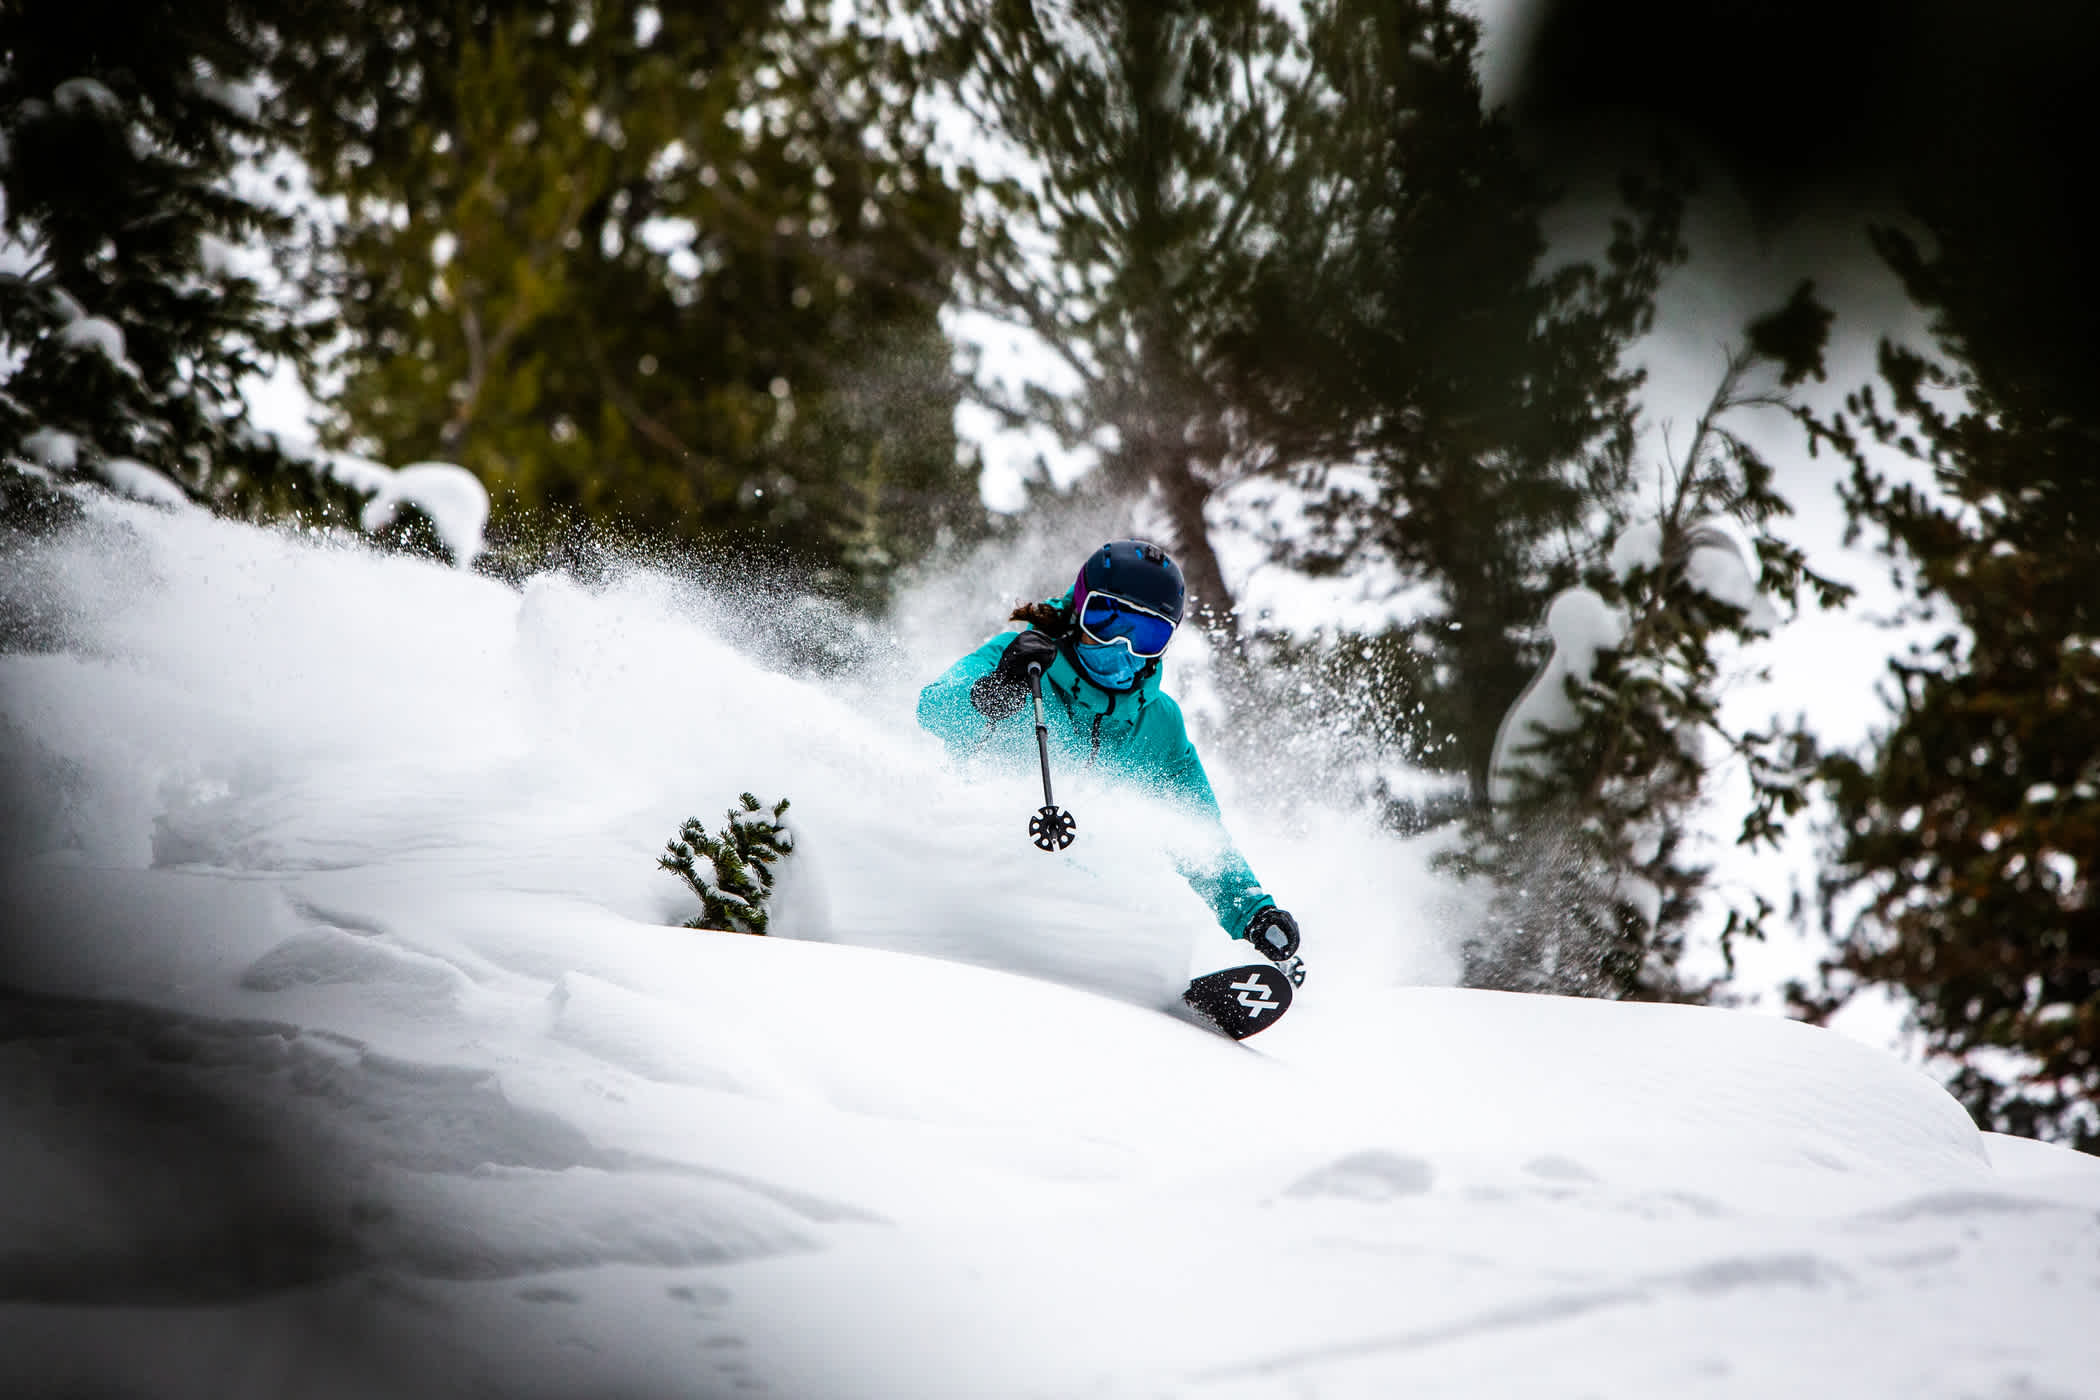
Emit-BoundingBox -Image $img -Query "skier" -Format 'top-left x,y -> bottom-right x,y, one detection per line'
917,539 -> 1303,974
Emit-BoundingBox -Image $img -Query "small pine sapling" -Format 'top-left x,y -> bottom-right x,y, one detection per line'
659,795 -> 794,934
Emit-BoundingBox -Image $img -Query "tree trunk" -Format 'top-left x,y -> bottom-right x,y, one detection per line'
1151,453 -> 1233,629
1138,436 -> 1253,714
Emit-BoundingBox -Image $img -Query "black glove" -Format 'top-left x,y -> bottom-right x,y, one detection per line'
1244,906 -> 1300,962
969,629 -> 1060,721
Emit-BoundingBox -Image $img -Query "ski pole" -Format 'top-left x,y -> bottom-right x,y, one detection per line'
1025,663 -> 1076,851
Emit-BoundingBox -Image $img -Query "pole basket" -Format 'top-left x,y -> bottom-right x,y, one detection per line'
1029,804 -> 1077,851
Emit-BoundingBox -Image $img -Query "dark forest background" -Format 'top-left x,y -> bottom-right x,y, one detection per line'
3,0 -> 2093,1149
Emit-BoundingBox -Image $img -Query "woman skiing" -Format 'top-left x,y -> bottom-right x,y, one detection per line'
917,539 -> 1303,973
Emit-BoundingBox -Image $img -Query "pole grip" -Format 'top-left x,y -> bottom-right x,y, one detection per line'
1027,662 -> 1047,728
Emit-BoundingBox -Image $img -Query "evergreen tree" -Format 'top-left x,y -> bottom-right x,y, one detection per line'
0,0 -> 363,532
1199,6 -> 1862,1001
933,0 -> 1704,752
1223,0 -> 1688,799
925,0 -> 1313,632
273,0 -> 980,600
1800,223 -> 2100,1148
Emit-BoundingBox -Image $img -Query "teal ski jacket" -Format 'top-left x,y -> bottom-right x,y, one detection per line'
917,594 -> 1276,942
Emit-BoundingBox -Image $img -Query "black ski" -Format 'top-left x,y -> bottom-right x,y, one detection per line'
1182,963 -> 1293,1040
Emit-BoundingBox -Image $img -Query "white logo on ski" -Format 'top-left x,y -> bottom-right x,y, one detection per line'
1231,974 -> 1278,1019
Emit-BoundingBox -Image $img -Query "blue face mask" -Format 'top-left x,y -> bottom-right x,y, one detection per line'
1074,639 -> 1148,690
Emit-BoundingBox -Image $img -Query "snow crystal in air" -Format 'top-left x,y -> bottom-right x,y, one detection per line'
241,432 -> 489,563
320,450 -> 399,498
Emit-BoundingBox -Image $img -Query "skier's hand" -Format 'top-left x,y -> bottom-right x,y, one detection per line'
1245,906 -> 1300,962
970,629 -> 1060,720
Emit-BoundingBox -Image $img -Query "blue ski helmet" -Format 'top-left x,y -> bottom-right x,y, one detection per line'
1074,539 -> 1186,627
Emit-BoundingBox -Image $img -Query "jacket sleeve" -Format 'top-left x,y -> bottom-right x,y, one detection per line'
916,632 -> 1019,758
1154,726 -> 1277,941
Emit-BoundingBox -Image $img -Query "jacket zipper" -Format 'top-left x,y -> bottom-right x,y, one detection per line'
1047,665 -> 1136,769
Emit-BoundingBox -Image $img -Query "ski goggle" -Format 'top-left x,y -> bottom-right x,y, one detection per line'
1076,590 -> 1178,657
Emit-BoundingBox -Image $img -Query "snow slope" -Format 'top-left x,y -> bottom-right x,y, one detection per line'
2,500 -> 2096,1399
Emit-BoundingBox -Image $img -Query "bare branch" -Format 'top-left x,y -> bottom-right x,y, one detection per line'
440,178 -> 595,450
580,328 -> 702,465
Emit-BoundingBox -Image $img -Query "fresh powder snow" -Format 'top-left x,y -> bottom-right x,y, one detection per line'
1,495 -> 2096,1399
54,315 -> 134,375
357,461 -> 493,569
94,457 -> 194,510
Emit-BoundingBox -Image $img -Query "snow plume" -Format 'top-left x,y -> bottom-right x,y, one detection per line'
2,495 -> 1453,1002
884,504 -> 1463,988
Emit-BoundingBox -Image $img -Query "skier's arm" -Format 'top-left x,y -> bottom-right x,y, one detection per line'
1157,735 -> 1277,940
916,632 -> 1017,756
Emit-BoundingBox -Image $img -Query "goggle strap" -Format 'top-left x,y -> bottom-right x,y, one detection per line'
1081,590 -> 1176,626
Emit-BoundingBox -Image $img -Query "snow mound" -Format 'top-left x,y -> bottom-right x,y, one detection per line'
359,460 -> 490,567
1486,586 -> 1625,803
96,456 -> 192,508
56,313 -> 130,366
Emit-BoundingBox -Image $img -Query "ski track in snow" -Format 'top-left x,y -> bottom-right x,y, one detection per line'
2,499 -> 2097,1399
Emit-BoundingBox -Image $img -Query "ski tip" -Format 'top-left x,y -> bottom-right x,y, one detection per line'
1181,963 -> 1293,1040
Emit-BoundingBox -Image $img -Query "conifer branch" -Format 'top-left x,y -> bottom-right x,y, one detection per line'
659,794 -> 794,935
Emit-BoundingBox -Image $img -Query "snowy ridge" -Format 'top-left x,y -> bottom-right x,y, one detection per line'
2,498 -> 2096,1398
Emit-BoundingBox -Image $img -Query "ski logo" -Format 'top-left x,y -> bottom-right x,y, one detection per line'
1231,974 -> 1279,1019
1183,963 -> 1294,1040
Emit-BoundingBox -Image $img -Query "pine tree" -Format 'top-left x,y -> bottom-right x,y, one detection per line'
1800,222 -> 2100,1148
1221,0 -> 1691,800
0,0 -> 364,532
1471,292 -> 1851,1000
924,0 -> 1314,634
1189,5 -> 1862,1001
272,0 -> 980,601
659,794 -> 794,935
